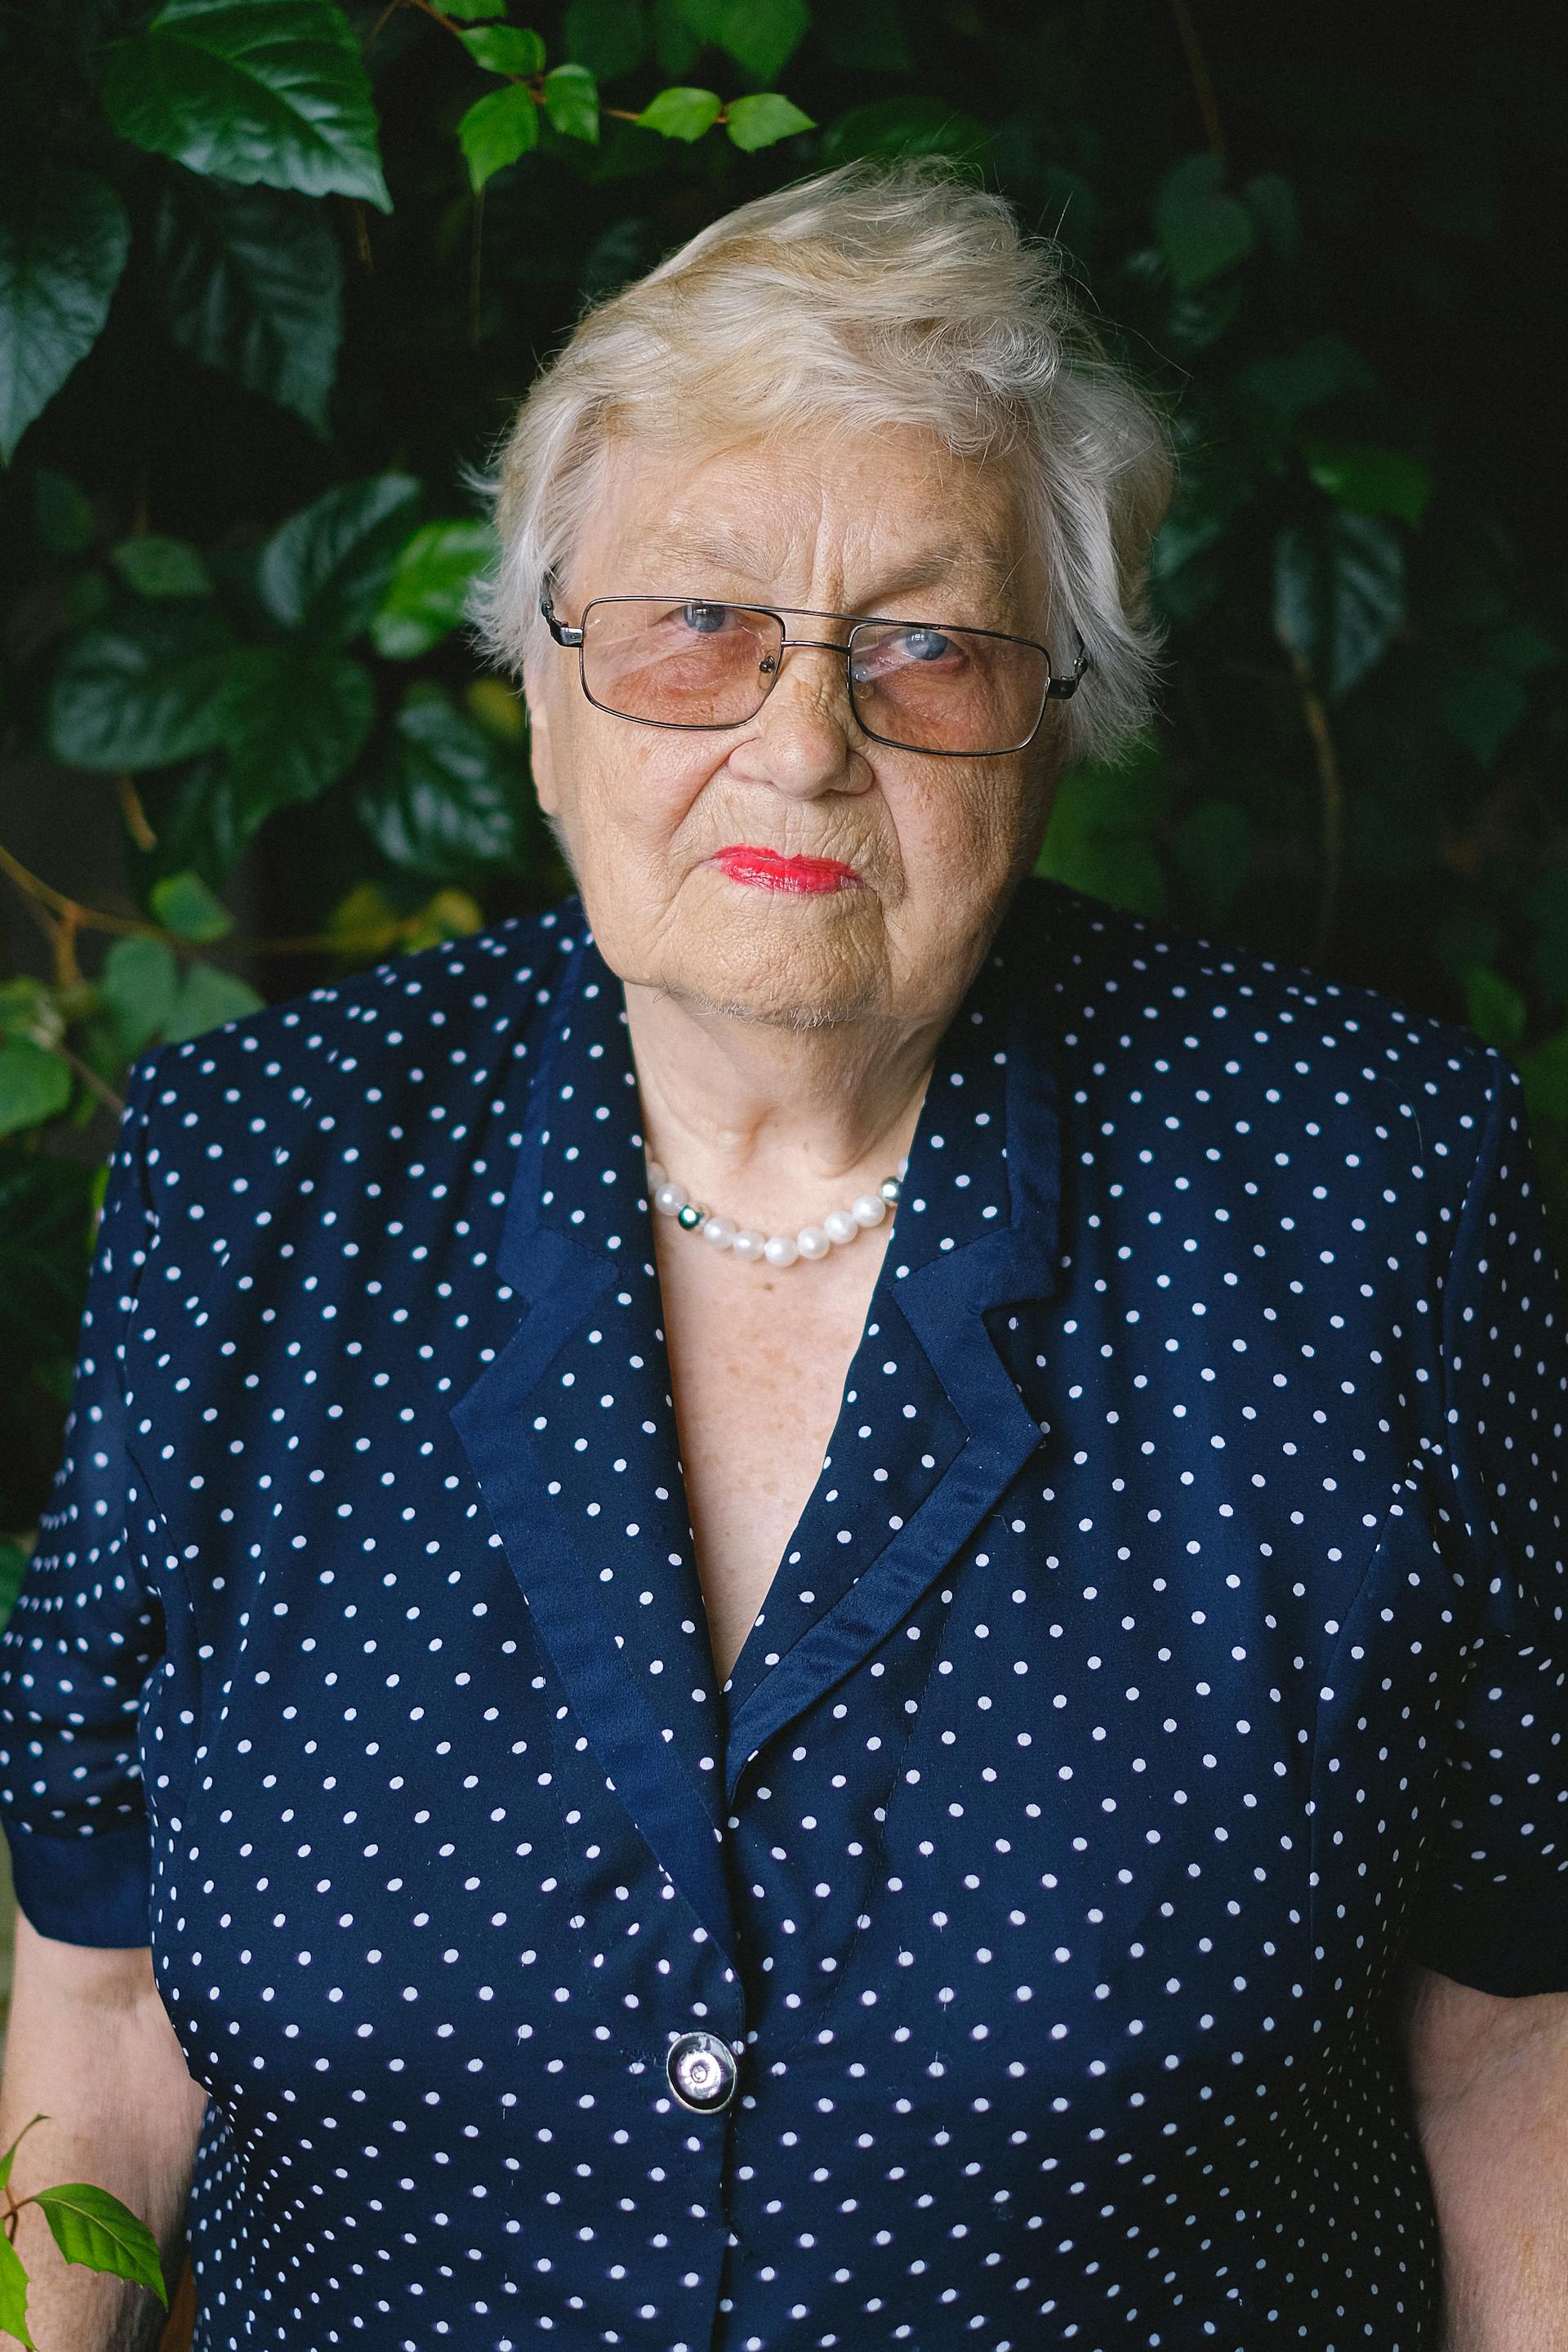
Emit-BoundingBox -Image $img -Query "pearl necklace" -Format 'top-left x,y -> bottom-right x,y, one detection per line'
647,1157 -> 905,1268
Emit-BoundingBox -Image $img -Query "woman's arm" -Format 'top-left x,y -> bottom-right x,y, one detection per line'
0,1907 -> 207,2351
1403,1962 -> 1568,2350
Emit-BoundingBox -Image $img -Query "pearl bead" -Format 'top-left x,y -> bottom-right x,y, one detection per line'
653,1181 -> 687,1218
822,1208 -> 859,1245
796,1226 -> 831,1261
880,1177 -> 902,1205
850,1192 -> 886,1227
764,1233 -> 799,1267
732,1228 -> 767,1262
702,1214 -> 736,1250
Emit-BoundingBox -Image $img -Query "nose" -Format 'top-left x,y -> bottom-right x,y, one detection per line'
731,638 -> 869,799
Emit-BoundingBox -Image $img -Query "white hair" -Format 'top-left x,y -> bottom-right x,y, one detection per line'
468,157 -> 1174,766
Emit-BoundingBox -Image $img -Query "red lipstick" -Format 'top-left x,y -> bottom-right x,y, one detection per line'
710,845 -> 861,894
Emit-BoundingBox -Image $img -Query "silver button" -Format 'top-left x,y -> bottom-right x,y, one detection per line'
666,2029 -> 738,2114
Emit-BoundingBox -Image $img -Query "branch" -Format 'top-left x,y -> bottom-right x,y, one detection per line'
1292,657 -> 1343,964
0,840 -> 431,966
1169,0 -> 1227,163
391,0 -> 657,124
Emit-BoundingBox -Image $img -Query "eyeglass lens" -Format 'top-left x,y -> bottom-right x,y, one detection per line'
578,599 -> 1051,755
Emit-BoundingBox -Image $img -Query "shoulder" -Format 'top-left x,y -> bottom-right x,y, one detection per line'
126,897 -> 587,1193
1009,871 -> 1504,1135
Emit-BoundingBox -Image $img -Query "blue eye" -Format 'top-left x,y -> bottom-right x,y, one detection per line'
682,602 -> 730,634
901,628 -> 951,662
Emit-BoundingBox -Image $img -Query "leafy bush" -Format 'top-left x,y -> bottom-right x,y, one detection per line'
1,0 -> 1564,1561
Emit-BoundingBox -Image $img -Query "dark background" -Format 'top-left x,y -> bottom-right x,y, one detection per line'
4,0 -> 1567,1544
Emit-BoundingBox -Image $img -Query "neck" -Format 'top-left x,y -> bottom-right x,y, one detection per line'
622,982 -> 944,1223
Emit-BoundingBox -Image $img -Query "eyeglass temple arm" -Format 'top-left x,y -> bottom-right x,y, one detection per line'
1044,632 -> 1092,701
540,573 -> 583,648
541,572 -> 1091,690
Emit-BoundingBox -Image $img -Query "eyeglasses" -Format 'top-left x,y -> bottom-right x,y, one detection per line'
539,577 -> 1089,758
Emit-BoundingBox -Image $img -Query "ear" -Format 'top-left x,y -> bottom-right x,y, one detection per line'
524,677 -> 559,817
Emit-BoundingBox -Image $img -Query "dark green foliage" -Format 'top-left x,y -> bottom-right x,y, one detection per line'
0,0 -> 1565,1566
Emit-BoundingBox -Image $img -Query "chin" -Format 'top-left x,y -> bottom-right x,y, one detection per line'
657,935 -> 887,1032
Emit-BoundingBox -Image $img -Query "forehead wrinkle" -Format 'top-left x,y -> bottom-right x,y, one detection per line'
622,525 -> 1025,618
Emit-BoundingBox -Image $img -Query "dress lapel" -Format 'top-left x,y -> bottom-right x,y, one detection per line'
450,937 -> 737,1968
720,919 -> 1062,1802
451,898 -> 1066,1946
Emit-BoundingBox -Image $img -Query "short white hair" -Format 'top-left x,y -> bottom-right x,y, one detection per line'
469,157 -> 1174,766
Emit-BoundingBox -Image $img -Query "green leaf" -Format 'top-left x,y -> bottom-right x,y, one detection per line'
404,886 -> 485,950
564,0 -> 647,79
36,2181 -> 166,2306
33,470 -> 97,555
1236,335 -> 1379,417
813,0 -> 913,72
635,85 -> 723,140
97,936 -> 181,1055
441,0 -> 508,15
47,605 -> 237,770
466,675 -> 527,740
1305,439 -> 1432,526
1034,738 -> 1173,917
160,961 -> 265,1043
138,757 -> 254,889
460,24 -> 547,74
151,168 -> 344,434
0,1539 -> 32,1633
1521,1030 -> 1568,1133
1154,153 -> 1254,292
1527,869 -> 1568,1009
150,869 -> 234,941
543,64 -> 600,142
219,645 -> 376,823
1461,964 -> 1526,1055
821,96 -> 991,172
458,82 -> 541,187
717,0 -> 809,80
99,0 -> 390,212
652,0 -> 703,75
0,978 -> 65,1050
371,519 -> 497,660
0,1040 -> 74,1139
256,473 -> 421,641
1167,798 -> 1252,923
1242,172 -> 1301,261
1441,669 -> 1530,768
0,2225 -> 37,2351
327,880 -> 407,960
0,167 -> 131,466
675,0 -> 730,35
725,91 -> 813,149
111,536 -> 214,598
1488,622 -> 1560,679
1272,512 -> 1405,701
356,684 -> 530,880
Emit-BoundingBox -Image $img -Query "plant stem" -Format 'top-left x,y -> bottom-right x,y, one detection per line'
114,773 -> 158,852
0,840 -> 427,964
57,1043 -> 126,1119
1169,0 -> 1227,163
1294,659 -> 1343,964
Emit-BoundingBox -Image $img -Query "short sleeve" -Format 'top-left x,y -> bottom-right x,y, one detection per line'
0,1049 -> 167,1948
1404,1047 -> 1568,1995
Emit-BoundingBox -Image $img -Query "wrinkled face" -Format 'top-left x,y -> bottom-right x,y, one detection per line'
524,425 -> 1067,1031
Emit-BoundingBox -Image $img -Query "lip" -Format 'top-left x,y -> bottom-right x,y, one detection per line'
710,845 -> 862,894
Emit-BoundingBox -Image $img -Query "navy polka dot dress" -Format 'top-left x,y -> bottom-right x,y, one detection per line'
3,874 -> 1566,2352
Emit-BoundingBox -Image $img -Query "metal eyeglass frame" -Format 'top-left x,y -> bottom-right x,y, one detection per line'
538,574 -> 1091,758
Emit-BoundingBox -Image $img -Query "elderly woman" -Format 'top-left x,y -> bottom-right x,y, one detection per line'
2,159 -> 1566,2352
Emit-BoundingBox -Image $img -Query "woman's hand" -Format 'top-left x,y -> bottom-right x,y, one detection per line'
1404,1962 -> 1568,2349
0,1907 -> 206,2350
